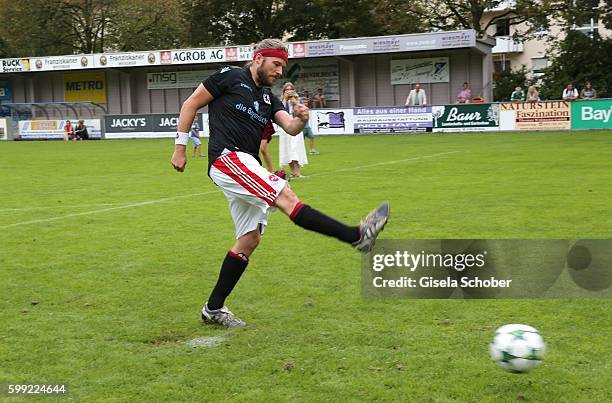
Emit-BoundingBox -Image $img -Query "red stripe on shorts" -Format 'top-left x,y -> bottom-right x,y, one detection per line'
212,154 -> 276,205
227,152 -> 277,198
223,155 -> 276,204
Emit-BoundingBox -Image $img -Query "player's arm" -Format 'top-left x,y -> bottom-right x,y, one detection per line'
171,84 -> 214,172
274,103 -> 309,136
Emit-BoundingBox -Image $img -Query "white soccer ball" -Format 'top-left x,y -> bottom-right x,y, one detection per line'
490,324 -> 546,373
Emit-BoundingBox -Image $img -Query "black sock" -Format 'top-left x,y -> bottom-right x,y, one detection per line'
207,251 -> 248,310
290,202 -> 360,244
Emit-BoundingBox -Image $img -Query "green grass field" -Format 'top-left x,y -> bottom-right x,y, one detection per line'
1,131 -> 611,401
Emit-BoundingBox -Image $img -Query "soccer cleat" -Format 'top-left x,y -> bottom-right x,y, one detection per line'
352,201 -> 390,253
201,304 -> 247,327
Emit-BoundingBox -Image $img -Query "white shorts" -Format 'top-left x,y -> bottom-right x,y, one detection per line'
210,151 -> 287,239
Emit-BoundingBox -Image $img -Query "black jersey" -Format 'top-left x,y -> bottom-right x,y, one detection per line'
203,66 -> 284,167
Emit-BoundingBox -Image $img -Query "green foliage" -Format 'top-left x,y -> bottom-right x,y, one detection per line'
181,0 -> 427,45
1,133 -> 611,400
0,37 -> 11,58
181,0 -> 288,46
111,0 -> 185,51
540,31 -> 612,100
408,0 -> 552,38
603,0 -> 612,29
493,66 -> 532,102
0,0 -> 186,55
0,0 -> 75,56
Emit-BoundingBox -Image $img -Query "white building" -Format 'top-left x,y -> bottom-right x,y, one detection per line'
484,0 -> 611,77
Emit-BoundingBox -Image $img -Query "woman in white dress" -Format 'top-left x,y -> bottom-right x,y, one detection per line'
278,88 -> 308,178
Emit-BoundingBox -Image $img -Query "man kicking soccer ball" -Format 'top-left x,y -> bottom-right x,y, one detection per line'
170,38 -> 389,327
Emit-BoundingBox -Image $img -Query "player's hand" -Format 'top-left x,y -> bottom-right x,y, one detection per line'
171,147 -> 187,172
294,103 -> 309,123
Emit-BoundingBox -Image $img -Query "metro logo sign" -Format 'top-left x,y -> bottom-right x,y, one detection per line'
64,71 -> 107,103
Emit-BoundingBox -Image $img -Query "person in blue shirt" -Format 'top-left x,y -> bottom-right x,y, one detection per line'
190,117 -> 204,157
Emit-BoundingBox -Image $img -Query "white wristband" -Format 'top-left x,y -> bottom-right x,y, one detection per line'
175,131 -> 189,145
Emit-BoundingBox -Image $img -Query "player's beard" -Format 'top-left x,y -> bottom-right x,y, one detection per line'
256,62 -> 276,87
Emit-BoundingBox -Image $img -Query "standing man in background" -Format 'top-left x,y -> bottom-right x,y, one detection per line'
190,117 -> 204,158
405,84 -> 427,106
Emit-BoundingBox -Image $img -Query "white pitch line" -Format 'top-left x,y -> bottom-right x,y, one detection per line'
1,150 -> 466,229
0,203 -> 128,213
307,150 -> 464,177
0,191 -> 218,229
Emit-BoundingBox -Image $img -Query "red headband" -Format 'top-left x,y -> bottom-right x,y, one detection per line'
253,49 -> 288,63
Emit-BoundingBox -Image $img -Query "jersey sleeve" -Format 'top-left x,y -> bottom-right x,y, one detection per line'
270,94 -> 285,123
202,67 -> 236,98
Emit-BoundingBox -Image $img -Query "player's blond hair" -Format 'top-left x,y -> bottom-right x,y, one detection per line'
254,38 -> 287,52
244,38 -> 287,68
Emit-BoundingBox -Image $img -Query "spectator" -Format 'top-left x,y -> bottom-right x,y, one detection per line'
405,84 -> 428,106
456,82 -> 472,103
63,120 -> 74,141
580,81 -> 597,100
74,120 -> 89,140
260,121 -> 287,179
300,96 -> 318,155
280,82 -> 295,109
312,88 -> 327,108
510,86 -> 526,102
190,117 -> 204,157
300,90 -> 312,108
526,86 -> 540,102
562,83 -> 578,101
279,90 -> 308,178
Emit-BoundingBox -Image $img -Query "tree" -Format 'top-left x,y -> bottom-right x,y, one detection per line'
405,0 -> 552,38
110,0 -> 185,51
602,0 -> 612,29
283,0 -> 426,41
0,37 -> 11,58
181,0 -> 427,46
181,0 -> 287,46
0,0 -> 75,56
373,0 -> 428,35
493,66 -> 532,101
0,0 -> 186,56
540,30 -> 612,99
536,0 -> 612,99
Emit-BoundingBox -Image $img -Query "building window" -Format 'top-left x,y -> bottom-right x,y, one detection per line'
531,58 -> 548,77
494,60 -> 512,73
495,19 -> 510,36
573,0 -> 599,27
